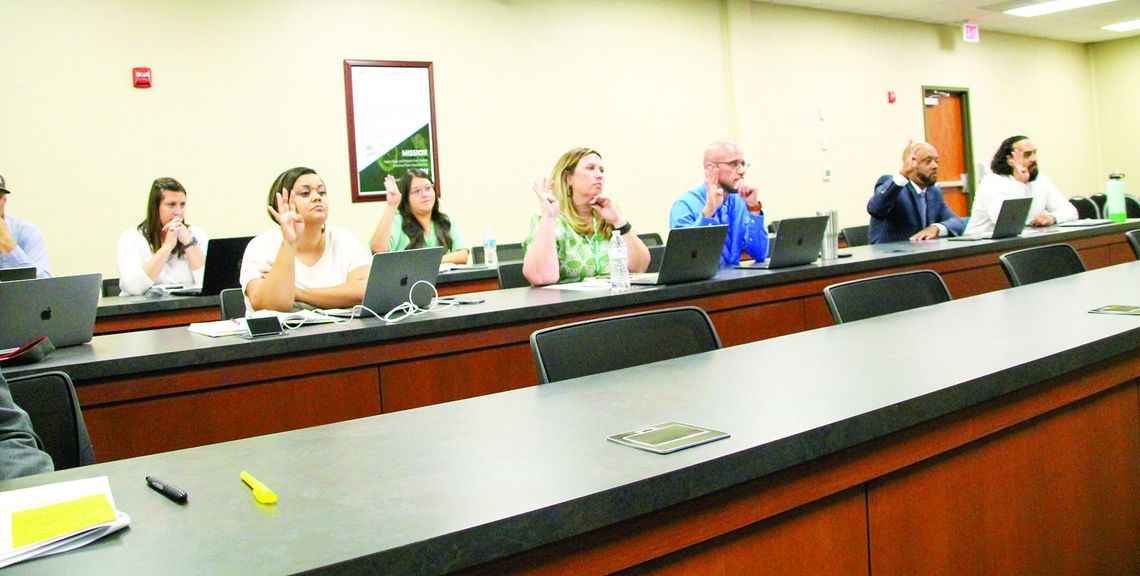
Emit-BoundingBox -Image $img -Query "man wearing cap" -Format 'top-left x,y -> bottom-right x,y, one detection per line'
0,174 -> 52,278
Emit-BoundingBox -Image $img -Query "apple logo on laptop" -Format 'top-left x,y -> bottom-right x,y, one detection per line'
40,307 -> 52,321
689,250 -> 698,259
796,237 -> 804,246
400,275 -> 409,287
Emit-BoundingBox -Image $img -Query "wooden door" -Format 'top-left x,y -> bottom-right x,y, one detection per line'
923,89 -> 971,217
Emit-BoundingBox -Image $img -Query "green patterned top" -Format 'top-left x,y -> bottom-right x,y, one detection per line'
522,215 -> 608,284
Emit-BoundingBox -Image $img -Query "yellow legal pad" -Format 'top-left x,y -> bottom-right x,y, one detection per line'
11,494 -> 115,549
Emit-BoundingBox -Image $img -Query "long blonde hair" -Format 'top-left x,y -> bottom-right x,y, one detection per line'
549,147 -> 613,239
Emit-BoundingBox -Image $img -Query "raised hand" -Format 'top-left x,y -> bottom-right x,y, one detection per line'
267,187 -> 304,246
900,139 -> 918,178
702,164 -> 725,218
1011,161 -> 1031,184
532,178 -> 559,218
737,180 -> 761,209
384,174 -> 401,210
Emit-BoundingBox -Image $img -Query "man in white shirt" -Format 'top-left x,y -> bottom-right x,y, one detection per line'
963,136 -> 1077,237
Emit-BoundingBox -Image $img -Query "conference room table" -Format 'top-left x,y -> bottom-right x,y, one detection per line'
6,222 -> 1139,463
3,260 -> 1136,575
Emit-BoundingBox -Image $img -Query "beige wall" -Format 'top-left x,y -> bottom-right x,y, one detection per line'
0,0 -> 1121,278
1089,34 -> 1140,191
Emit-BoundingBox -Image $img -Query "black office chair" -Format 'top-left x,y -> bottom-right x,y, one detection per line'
529,306 -> 722,384
101,278 -> 121,297
472,243 -> 525,264
1068,196 -> 1100,220
646,244 -> 666,273
1123,229 -> 1139,260
219,288 -> 246,320
1126,194 -> 1140,218
7,371 -> 96,470
767,220 -> 780,234
823,270 -> 951,324
998,243 -> 1086,287
497,261 -> 529,289
1089,194 -> 1108,219
637,232 -> 664,247
840,225 -> 869,247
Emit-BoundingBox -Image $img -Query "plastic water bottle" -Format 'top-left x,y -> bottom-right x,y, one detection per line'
483,227 -> 498,267
608,230 -> 630,293
1105,173 -> 1126,222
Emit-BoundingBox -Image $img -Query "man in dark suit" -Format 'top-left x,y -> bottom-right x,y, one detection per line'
867,142 -> 964,243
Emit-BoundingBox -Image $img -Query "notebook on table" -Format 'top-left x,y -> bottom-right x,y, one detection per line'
170,236 -> 254,296
0,273 -> 102,350
735,215 -> 829,270
326,246 -> 446,318
949,197 -> 1033,241
630,225 -> 728,285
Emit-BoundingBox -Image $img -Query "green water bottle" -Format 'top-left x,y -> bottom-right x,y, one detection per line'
1105,173 -> 1126,222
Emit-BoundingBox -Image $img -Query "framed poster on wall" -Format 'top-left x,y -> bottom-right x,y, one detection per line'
344,60 -> 440,203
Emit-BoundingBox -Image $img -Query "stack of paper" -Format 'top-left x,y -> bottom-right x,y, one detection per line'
0,476 -> 130,568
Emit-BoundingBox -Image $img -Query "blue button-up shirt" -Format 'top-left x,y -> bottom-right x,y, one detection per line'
669,182 -> 767,266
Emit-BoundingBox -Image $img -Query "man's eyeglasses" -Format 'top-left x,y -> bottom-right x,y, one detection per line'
714,160 -> 750,170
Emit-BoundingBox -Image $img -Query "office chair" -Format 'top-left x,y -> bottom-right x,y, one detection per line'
767,220 -> 780,234
102,278 -> 122,297
998,243 -> 1086,287
1123,229 -> 1139,260
1089,194 -> 1108,219
840,225 -> 869,247
1068,196 -> 1100,220
219,288 -> 247,320
1126,194 -> 1140,218
637,232 -> 664,247
497,261 -> 529,289
7,371 -> 96,470
823,270 -> 951,324
646,244 -> 666,273
472,243 -> 525,264
529,306 -> 722,384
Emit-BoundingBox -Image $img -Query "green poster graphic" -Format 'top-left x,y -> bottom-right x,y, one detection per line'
358,124 -> 433,194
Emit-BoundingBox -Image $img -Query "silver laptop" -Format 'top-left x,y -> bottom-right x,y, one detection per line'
170,236 -> 254,296
736,215 -> 829,270
327,247 -> 446,317
0,273 -> 102,350
950,197 -> 1033,241
631,225 -> 728,285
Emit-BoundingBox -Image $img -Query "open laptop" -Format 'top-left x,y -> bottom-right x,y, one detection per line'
170,236 -> 254,296
0,267 -> 37,282
631,225 -> 728,285
0,273 -> 102,350
736,215 -> 829,270
949,197 -> 1033,241
327,246 -> 446,317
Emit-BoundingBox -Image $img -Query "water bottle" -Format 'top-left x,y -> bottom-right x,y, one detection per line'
1105,173 -> 1126,222
483,227 -> 498,267
608,230 -> 630,293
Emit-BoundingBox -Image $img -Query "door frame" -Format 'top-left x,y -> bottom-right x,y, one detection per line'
921,85 -> 975,211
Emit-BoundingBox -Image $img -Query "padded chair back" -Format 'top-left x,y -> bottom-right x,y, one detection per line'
472,243 -> 525,264
102,278 -> 121,297
840,225 -> 869,247
497,261 -> 529,289
1125,229 -> 1140,260
1089,193 -> 1108,218
646,244 -> 666,273
530,306 -> 722,384
637,232 -> 664,247
219,288 -> 247,320
7,371 -> 95,470
1126,194 -> 1140,218
998,243 -> 1086,287
767,220 -> 780,234
823,270 -> 951,324
1068,196 -> 1100,219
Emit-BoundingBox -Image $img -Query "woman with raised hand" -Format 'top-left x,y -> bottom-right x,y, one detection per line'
370,169 -> 469,265
117,177 -> 208,295
522,147 -> 649,286
240,167 -> 372,312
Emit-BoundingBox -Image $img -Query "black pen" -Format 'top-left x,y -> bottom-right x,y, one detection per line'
146,476 -> 189,504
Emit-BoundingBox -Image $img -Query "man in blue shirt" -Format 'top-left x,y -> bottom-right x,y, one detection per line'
0,174 -> 52,278
669,141 -> 767,265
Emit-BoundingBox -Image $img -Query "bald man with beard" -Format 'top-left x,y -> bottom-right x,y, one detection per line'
867,141 -> 964,244
670,141 -> 768,266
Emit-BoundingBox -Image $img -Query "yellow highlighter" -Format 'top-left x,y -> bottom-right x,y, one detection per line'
240,471 -> 278,505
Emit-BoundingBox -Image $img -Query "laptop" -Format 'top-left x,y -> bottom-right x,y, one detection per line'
0,273 -> 102,350
170,236 -> 254,296
327,246 -> 446,317
631,225 -> 728,285
0,267 -> 37,282
736,215 -> 829,270
949,197 -> 1033,241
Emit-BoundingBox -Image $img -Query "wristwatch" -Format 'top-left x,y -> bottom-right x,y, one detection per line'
616,222 -> 632,235
183,237 -> 199,249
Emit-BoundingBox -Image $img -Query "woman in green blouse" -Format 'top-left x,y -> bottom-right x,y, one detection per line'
522,147 -> 650,285
370,169 -> 469,265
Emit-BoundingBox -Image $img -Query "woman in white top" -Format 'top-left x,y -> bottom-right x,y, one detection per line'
117,177 -> 208,295
240,167 -> 372,312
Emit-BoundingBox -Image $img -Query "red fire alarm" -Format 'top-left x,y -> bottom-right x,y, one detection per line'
133,67 -> 152,89
888,91 -> 896,104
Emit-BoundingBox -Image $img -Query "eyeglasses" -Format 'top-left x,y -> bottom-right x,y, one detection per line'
409,185 -> 436,196
714,160 -> 750,170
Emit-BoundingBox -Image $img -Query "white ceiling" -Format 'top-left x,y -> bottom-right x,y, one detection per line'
761,0 -> 1140,43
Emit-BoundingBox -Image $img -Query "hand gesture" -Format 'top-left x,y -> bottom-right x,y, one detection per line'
909,225 -> 939,241
737,180 -> 761,209
532,178 -> 559,218
1011,159 -> 1031,184
1029,211 -> 1056,227
161,218 -> 184,251
588,194 -> 623,226
702,164 -> 725,218
268,187 -> 304,246
383,174 -> 401,210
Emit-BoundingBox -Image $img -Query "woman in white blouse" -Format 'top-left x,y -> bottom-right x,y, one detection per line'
117,177 -> 208,295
